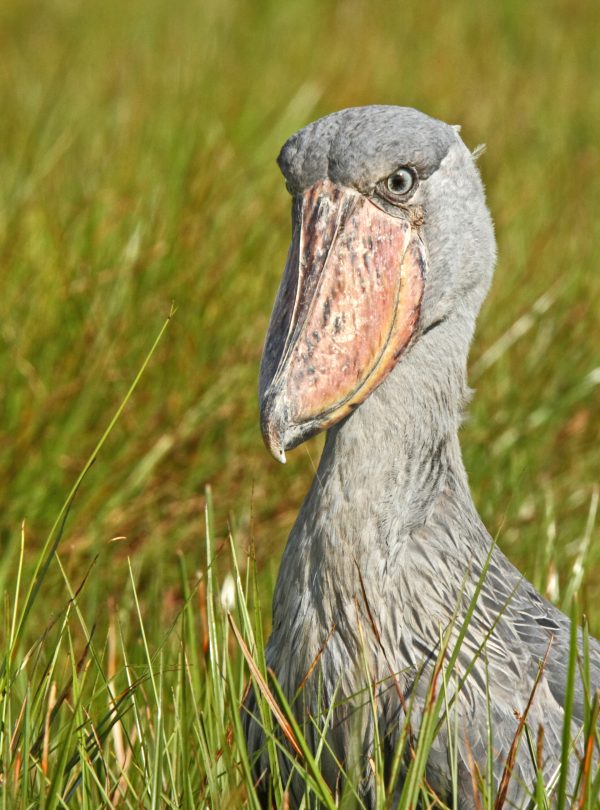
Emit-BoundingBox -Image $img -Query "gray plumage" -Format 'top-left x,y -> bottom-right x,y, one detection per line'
245,106 -> 600,808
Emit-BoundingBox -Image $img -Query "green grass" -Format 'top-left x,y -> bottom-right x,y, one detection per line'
1,449 -> 598,807
0,0 -> 599,805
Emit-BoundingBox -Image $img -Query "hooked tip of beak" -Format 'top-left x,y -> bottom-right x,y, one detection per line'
265,430 -> 287,464
260,395 -> 288,464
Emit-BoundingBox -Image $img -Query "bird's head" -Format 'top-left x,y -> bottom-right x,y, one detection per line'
259,106 -> 496,462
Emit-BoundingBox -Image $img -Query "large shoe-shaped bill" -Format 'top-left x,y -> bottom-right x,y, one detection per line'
259,178 -> 426,462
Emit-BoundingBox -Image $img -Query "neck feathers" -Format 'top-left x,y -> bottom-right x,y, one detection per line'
311,314 -> 474,545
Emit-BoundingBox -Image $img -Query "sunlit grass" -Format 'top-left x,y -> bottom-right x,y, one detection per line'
1,470 -> 598,806
0,0 -> 598,613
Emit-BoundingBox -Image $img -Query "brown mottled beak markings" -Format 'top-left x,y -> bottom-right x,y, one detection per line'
259,177 -> 426,463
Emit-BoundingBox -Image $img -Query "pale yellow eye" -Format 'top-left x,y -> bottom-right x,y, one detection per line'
385,168 -> 415,195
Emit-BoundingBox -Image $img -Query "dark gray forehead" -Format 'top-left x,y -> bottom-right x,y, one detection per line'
278,106 -> 459,193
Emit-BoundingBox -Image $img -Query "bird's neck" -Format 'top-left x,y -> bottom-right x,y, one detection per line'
269,317 -> 484,680
298,316 -> 478,558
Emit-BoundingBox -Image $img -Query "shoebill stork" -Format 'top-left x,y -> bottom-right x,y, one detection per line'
245,106 -> 600,808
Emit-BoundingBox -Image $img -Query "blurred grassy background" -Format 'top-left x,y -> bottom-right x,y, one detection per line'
0,0 -> 599,637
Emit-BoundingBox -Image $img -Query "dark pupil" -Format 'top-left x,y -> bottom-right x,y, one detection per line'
390,173 -> 408,192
